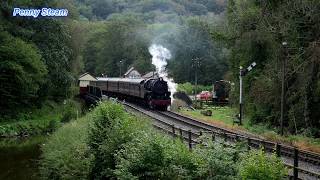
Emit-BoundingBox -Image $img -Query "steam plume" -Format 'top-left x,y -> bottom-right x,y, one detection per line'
149,44 -> 177,101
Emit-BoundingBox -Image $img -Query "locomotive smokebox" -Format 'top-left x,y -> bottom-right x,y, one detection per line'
145,78 -> 169,95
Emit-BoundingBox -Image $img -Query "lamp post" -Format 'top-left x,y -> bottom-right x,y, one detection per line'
119,60 -> 123,77
280,42 -> 288,135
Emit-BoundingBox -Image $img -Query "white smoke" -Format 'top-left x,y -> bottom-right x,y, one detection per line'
148,44 -> 177,101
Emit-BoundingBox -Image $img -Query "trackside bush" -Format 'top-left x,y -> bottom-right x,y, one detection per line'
114,133 -> 198,179
88,101 -> 150,179
40,117 -> 92,179
193,137 -> 241,180
238,150 -> 287,180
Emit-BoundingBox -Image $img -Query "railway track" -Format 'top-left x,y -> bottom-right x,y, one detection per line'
119,101 -> 320,180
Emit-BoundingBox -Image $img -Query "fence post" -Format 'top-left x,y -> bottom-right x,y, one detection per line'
199,131 -> 203,144
261,140 -> 266,152
224,132 -> 227,141
235,134 -> 239,142
179,128 -> 183,140
293,148 -> 299,180
172,125 -> 176,138
247,137 -> 251,151
188,130 -> 192,150
276,143 -> 281,157
212,132 -> 215,142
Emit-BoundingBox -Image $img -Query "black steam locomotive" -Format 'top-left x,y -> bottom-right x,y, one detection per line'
82,77 -> 171,110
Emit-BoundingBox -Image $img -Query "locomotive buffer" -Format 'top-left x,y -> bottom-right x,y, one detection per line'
238,62 -> 257,125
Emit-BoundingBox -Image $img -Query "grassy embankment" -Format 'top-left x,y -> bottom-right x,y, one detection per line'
40,101 -> 287,179
0,100 -> 82,137
180,107 -> 320,153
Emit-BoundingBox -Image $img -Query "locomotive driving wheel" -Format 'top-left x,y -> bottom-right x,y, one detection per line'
159,106 -> 168,111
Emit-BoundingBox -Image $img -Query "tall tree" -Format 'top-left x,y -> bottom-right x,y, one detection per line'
84,15 -> 152,77
0,32 -> 47,115
227,0 -> 320,136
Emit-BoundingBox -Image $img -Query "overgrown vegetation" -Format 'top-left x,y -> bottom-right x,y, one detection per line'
40,115 -> 92,179
0,1 -> 79,117
0,100 -> 82,137
239,150 -> 287,180
40,101 -> 287,179
226,0 -> 320,137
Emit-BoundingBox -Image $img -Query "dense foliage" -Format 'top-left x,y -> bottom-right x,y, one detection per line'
87,102 -> 149,178
84,15 -> 153,76
1,0 -> 229,118
226,0 -> 320,136
75,0 -> 226,21
80,0 -> 229,85
40,101 -> 287,179
238,150 -> 287,180
0,100 -> 81,137
40,115 -> 92,179
0,0 -> 80,118
0,31 -> 46,115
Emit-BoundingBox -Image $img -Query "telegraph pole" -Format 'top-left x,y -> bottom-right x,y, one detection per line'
280,42 -> 288,135
192,57 -> 201,99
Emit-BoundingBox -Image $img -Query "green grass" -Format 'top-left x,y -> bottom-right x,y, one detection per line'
0,100 -> 82,137
181,107 -> 237,125
181,107 -> 280,133
40,115 -> 92,179
180,107 -> 320,153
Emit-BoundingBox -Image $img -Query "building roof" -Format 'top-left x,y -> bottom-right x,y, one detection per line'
124,67 -> 141,77
143,71 -> 159,79
79,72 -> 97,81
97,77 -> 145,84
124,67 -> 134,76
79,72 -> 89,78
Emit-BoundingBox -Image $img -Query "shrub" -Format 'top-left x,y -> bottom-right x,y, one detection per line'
88,101 -> 149,179
61,100 -> 82,123
114,133 -> 198,179
47,119 -> 59,132
40,117 -> 92,179
193,137 -> 241,180
238,150 -> 287,180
